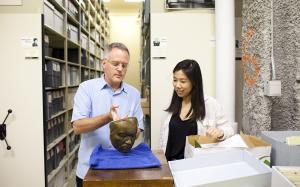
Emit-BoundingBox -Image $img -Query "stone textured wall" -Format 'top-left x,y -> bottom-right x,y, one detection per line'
271,0 -> 300,130
242,0 -> 300,134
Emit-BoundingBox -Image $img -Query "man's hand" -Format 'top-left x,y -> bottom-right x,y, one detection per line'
206,127 -> 224,140
109,104 -> 120,121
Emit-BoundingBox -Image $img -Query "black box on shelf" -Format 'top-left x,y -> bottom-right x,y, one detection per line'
55,141 -> 66,167
57,115 -> 64,136
89,56 -> 95,68
58,95 -> 64,111
45,62 -> 54,88
81,69 -> 89,82
50,91 -> 64,115
54,145 -> 59,169
47,148 -> 55,175
69,66 -> 79,85
46,150 -> 52,176
51,94 -> 58,115
69,135 -> 74,152
68,48 -> 79,63
47,120 -> 54,145
52,48 -> 64,60
53,62 -> 61,88
81,50 -> 87,66
45,92 -> 53,119
90,72 -> 95,79
50,120 -> 55,143
44,34 -> 53,56
53,117 -> 58,140
47,122 -> 51,146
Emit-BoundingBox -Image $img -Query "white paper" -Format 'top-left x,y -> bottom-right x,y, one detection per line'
201,134 -> 248,148
21,37 -> 39,59
152,37 -> 167,59
21,37 -> 38,48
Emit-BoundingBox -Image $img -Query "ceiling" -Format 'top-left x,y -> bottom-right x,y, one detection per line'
104,0 -> 143,14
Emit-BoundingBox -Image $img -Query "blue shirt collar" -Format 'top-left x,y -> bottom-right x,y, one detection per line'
99,76 -> 128,94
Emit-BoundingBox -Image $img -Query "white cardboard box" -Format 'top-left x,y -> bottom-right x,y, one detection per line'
260,131 -> 300,166
271,166 -> 300,187
169,149 -> 272,187
185,134 -> 271,166
54,9 -> 64,35
44,0 -> 55,28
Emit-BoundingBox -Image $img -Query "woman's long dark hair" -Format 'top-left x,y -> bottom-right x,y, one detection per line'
165,59 -> 206,121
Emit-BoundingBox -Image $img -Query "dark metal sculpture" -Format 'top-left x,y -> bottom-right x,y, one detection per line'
110,117 -> 138,153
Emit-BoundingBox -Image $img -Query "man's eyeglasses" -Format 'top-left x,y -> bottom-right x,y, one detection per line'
107,60 -> 129,69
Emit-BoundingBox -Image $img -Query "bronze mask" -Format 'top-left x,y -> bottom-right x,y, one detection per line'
109,117 -> 138,153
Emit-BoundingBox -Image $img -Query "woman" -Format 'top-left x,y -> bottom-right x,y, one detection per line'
160,59 -> 234,161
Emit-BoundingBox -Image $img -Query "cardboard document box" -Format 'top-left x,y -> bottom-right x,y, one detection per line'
67,23 -> 78,44
185,134 -> 271,165
170,149 -> 271,187
271,166 -> 300,187
260,131 -> 300,166
54,9 -> 64,35
44,0 -> 55,28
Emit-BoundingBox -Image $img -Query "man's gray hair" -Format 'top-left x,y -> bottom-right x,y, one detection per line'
103,42 -> 130,59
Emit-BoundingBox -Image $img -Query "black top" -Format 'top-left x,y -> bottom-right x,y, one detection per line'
165,114 -> 197,161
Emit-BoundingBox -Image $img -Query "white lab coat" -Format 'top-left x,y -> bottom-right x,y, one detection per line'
159,95 -> 234,152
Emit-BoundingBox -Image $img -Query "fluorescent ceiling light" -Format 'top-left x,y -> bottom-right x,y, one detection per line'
124,0 -> 144,2
102,0 -> 110,2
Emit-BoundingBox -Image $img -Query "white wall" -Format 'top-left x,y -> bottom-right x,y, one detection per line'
109,14 -> 142,91
0,14 -> 44,187
151,12 -> 216,149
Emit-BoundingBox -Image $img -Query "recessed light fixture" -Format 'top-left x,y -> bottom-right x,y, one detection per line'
124,0 -> 144,2
102,0 -> 111,2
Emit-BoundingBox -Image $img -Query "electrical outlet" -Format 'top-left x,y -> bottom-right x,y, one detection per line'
264,80 -> 281,96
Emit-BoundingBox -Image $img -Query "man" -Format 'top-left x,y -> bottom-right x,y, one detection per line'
32,38 -> 38,47
71,42 -> 144,187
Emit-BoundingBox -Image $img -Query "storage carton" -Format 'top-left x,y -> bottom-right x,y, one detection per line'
169,149 -> 272,187
67,23 -> 78,44
54,9 -> 64,35
271,166 -> 300,187
260,131 -> 300,166
44,0 -> 55,28
185,134 -> 271,165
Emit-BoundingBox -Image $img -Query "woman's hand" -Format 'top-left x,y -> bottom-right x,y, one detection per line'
206,127 -> 224,140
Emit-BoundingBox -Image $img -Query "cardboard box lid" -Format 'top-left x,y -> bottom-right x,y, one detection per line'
188,133 -> 270,148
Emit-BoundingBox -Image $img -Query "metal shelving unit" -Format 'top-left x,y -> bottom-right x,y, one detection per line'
43,0 -> 110,186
